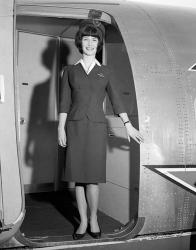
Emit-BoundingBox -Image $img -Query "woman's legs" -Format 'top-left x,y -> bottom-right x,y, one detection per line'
75,184 -> 88,234
75,183 -> 100,235
86,183 -> 100,232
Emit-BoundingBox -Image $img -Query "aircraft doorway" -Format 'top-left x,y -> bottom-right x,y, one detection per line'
16,14 -> 140,243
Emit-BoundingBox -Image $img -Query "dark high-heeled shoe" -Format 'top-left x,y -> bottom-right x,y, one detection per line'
89,230 -> 101,239
89,223 -> 102,239
73,231 -> 86,240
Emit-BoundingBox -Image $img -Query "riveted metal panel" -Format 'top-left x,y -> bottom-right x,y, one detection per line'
108,2 -> 196,234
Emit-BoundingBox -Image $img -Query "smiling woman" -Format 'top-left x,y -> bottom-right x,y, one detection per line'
58,19 -> 143,240
82,36 -> 99,57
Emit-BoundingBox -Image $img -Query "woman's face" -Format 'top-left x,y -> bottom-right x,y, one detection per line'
82,36 -> 99,56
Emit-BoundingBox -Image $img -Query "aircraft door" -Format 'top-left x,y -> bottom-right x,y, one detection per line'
14,7 -> 141,242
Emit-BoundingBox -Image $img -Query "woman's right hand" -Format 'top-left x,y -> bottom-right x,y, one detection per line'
58,127 -> 67,147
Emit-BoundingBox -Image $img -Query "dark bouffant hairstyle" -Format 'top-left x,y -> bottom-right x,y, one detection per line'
75,22 -> 104,54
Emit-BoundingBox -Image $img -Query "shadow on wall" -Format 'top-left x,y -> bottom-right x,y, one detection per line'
56,40 -> 73,186
24,39 -> 70,187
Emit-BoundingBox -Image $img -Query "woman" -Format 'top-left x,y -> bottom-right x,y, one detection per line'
58,20 -> 144,240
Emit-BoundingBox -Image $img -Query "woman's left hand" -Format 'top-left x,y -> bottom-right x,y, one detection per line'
125,123 -> 144,144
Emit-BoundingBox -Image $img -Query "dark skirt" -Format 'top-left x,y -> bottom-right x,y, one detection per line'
64,117 -> 107,183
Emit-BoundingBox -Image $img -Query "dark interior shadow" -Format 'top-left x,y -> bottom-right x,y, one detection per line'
22,190 -> 80,236
22,38 -> 80,234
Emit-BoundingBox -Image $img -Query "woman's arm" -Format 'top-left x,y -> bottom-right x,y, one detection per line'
119,112 -> 144,144
58,113 -> 68,147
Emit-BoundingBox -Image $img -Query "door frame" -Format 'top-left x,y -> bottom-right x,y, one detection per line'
14,4 -> 144,247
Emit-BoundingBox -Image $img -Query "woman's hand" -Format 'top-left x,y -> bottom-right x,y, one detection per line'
58,127 -> 67,147
125,123 -> 144,144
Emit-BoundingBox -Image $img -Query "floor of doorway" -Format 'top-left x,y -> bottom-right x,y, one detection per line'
20,190 -> 123,242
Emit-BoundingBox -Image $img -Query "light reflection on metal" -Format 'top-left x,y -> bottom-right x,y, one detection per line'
0,75 -> 5,103
142,143 -> 164,165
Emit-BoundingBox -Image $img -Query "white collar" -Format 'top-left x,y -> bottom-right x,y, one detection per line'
75,58 -> 101,75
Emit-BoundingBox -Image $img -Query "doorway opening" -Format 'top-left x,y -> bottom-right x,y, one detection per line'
15,13 -> 140,244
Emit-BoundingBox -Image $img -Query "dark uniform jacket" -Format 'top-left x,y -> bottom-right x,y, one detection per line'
59,63 -> 125,123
